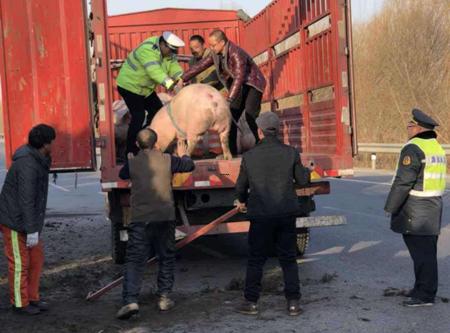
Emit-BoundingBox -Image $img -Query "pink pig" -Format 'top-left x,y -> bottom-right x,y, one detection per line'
149,84 -> 232,160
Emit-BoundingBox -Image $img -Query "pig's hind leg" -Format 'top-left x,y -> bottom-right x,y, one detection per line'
186,135 -> 203,157
219,130 -> 232,160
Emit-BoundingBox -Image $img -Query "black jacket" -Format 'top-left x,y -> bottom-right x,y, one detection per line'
235,136 -> 310,219
384,131 -> 445,235
0,145 -> 51,234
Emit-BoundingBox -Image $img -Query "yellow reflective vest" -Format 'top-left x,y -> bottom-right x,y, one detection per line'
408,137 -> 446,197
117,36 -> 183,97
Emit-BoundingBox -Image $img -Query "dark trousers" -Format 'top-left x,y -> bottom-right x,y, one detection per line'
403,234 -> 438,302
229,85 -> 263,155
122,221 -> 176,305
244,217 -> 300,303
118,86 -> 163,155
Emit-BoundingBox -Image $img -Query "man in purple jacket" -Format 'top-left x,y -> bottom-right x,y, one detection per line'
181,29 -> 266,156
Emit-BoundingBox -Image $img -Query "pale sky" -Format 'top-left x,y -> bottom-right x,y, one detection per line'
107,0 -> 385,23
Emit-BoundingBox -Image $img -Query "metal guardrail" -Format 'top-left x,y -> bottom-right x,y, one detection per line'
358,143 -> 450,154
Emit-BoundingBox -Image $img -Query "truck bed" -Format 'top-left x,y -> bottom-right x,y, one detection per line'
101,157 -> 242,191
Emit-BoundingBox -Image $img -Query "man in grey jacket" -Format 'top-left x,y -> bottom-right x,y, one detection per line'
385,108 -> 447,307
117,128 -> 195,320
0,124 -> 56,315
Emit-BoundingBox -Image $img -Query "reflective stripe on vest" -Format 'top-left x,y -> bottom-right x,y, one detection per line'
408,137 -> 447,197
409,189 -> 445,197
125,41 -> 159,71
162,77 -> 174,89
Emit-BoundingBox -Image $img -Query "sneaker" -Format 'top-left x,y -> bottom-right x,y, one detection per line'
403,298 -> 434,307
12,304 -> 41,316
158,295 -> 175,312
116,303 -> 139,320
287,299 -> 303,316
30,300 -> 49,312
236,300 -> 258,315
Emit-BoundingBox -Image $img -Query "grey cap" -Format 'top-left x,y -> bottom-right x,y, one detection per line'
256,112 -> 280,133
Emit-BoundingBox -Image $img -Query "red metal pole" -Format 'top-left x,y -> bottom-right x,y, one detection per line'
86,207 -> 239,301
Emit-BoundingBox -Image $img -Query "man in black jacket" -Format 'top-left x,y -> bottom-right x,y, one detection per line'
235,112 -> 311,316
0,124 -> 56,315
385,109 -> 447,307
116,128 -> 195,320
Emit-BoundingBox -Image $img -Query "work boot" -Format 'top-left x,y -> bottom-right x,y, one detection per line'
116,303 -> 139,320
235,300 -> 258,315
403,298 -> 434,307
12,304 -> 41,316
30,300 -> 50,312
287,299 -> 303,316
158,295 -> 175,312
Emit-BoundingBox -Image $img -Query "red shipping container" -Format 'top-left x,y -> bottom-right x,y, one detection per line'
0,0 -> 95,170
108,8 -> 241,101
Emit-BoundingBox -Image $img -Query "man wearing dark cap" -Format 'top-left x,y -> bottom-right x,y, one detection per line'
385,108 -> 447,307
234,112 -> 311,316
117,31 -> 185,157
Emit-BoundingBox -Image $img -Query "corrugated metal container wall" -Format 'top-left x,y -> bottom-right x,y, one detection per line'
0,0 -> 95,170
240,0 -> 353,176
108,9 -> 241,101
267,0 -> 301,44
240,9 -> 270,57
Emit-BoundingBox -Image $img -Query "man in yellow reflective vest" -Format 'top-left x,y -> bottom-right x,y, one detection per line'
117,31 -> 185,156
385,108 -> 447,307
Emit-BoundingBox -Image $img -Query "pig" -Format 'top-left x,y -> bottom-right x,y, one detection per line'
157,92 -> 173,105
113,93 -> 173,161
149,83 -> 232,160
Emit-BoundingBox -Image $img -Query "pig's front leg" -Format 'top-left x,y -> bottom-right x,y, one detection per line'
219,130 -> 233,160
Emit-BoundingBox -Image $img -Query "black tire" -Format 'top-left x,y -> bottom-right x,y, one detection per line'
108,191 -> 127,264
296,228 -> 310,257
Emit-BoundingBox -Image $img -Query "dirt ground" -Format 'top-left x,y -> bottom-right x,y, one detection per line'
0,215 -> 344,333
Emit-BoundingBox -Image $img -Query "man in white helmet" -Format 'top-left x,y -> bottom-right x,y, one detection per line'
116,31 -> 185,158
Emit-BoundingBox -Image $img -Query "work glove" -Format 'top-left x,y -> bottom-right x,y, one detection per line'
26,232 -> 39,248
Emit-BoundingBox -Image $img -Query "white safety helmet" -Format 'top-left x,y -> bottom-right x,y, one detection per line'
162,31 -> 185,50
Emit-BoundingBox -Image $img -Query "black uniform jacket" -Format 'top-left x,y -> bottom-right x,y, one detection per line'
384,131 -> 444,235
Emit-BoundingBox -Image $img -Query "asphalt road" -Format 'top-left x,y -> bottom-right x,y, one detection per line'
0,142 -> 449,332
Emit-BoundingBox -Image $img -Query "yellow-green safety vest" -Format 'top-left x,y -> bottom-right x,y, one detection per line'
117,36 -> 183,97
408,137 -> 447,197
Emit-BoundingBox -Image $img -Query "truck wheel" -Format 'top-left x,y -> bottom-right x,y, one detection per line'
296,228 -> 310,257
108,191 -> 127,264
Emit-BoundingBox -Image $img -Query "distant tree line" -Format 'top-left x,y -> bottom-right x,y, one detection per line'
353,0 -> 449,144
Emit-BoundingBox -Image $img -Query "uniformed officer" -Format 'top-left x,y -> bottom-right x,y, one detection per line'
117,31 -> 185,156
385,108 -> 447,307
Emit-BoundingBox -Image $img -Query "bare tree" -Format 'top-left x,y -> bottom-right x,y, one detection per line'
353,0 -> 450,143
